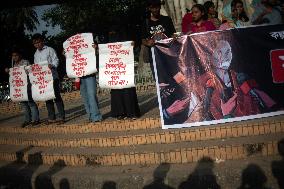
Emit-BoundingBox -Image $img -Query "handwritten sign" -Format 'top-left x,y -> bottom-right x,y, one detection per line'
9,66 -> 29,101
63,33 -> 97,78
99,41 -> 135,89
28,64 -> 55,101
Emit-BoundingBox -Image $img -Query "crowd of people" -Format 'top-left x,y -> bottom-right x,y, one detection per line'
5,0 -> 284,128
181,0 -> 283,32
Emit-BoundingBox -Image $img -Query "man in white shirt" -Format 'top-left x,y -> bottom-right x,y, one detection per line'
32,33 -> 65,124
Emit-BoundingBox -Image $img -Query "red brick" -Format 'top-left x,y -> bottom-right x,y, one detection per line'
247,126 -> 254,136
275,122 -> 282,133
192,148 -> 198,162
226,146 -> 233,160
226,127 -> 233,137
220,127 -> 227,138
186,149 -> 193,162
180,149 -> 188,163
195,130 -> 201,141
215,128 -> 222,138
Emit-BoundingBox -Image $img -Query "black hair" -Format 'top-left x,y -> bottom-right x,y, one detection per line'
10,47 -> 23,56
147,0 -> 162,7
204,1 -> 215,12
32,33 -> 44,41
192,4 -> 208,20
231,0 -> 249,22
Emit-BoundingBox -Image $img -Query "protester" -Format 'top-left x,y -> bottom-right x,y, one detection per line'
80,40 -> 102,123
32,33 -> 65,125
5,48 -> 40,127
63,36 -> 102,123
186,4 -> 216,34
181,11 -> 193,34
141,0 -> 176,80
231,0 -> 250,26
107,28 -> 140,120
251,0 -> 282,25
204,1 -> 221,28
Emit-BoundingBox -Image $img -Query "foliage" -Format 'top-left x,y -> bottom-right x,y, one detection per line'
42,0 -> 146,42
0,7 -> 39,82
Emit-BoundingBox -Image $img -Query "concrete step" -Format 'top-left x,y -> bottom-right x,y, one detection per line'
0,118 -> 161,134
0,116 -> 283,148
0,133 -> 282,167
0,155 -> 281,189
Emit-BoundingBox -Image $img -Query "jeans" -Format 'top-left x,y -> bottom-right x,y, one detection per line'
21,100 -> 39,122
80,75 -> 102,122
46,79 -> 65,120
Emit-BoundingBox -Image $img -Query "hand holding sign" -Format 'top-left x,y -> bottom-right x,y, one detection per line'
63,33 -> 97,78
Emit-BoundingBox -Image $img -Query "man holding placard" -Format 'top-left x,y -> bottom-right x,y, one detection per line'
63,33 -> 102,123
32,33 -> 65,125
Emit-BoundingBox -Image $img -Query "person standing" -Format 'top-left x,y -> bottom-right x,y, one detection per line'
107,28 -> 141,120
80,40 -> 102,123
5,48 -> 40,127
63,37 -> 102,123
141,0 -> 176,80
32,33 -> 65,125
186,4 -> 216,34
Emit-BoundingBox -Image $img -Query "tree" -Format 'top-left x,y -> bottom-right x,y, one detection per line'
0,7 -> 39,82
42,0 -> 146,42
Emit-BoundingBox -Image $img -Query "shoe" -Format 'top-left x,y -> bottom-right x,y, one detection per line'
117,116 -> 124,120
131,117 -> 137,120
46,119 -> 56,125
21,121 -> 30,128
93,119 -> 102,123
31,120 -> 40,127
57,119 -> 65,125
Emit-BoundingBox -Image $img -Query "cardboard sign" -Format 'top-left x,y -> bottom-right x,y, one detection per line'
28,64 -> 55,101
99,41 -> 135,89
64,33 -> 97,78
9,66 -> 29,102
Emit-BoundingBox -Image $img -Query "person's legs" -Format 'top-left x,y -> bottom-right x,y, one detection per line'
80,77 -> 91,120
46,100 -> 56,121
20,101 -> 31,126
26,77 -> 39,124
53,79 -> 65,121
84,76 -> 102,122
28,100 -> 40,122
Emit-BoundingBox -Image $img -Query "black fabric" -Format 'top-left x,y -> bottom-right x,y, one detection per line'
110,87 -> 140,118
141,15 -> 176,39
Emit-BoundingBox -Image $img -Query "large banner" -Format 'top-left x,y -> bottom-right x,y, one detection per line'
9,66 -> 29,102
153,24 -> 284,129
63,33 -> 97,78
28,64 -> 55,101
99,41 -> 135,89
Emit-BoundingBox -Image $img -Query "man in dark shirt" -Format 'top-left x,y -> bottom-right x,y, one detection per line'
141,0 -> 176,79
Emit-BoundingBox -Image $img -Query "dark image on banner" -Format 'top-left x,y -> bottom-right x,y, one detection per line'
152,24 -> 284,129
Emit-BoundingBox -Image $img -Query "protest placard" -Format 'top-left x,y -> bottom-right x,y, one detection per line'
28,63 -> 55,101
9,66 -> 28,101
63,33 -> 97,78
99,41 -> 135,89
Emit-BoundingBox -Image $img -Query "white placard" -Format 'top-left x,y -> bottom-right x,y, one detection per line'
28,64 -> 55,101
9,66 -> 29,102
99,41 -> 135,89
63,33 -> 97,78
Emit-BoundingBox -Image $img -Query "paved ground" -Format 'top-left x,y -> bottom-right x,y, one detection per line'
0,91 -> 160,127
0,155 -> 283,189
0,90 -> 283,189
